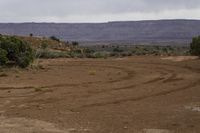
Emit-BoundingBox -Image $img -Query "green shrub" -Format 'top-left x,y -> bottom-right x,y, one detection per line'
83,48 -> 95,54
190,36 -> 200,56
69,52 -> 80,58
50,36 -> 60,42
73,49 -> 82,54
17,54 -> 32,68
0,48 -> 8,65
0,35 -> 34,68
110,52 -> 120,57
72,41 -> 79,47
113,47 -> 123,52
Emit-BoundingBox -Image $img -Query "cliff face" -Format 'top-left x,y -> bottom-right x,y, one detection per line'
0,20 -> 200,44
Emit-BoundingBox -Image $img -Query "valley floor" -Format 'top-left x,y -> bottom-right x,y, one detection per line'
0,56 -> 200,133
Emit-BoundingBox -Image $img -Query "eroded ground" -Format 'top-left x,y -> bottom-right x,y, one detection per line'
0,56 -> 199,133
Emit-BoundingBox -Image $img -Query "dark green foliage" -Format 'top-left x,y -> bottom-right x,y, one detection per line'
0,48 -> 8,65
29,33 -> 33,37
83,48 -> 94,54
113,47 -> 123,52
72,41 -> 79,47
0,35 -> 34,68
73,49 -> 82,54
50,36 -> 60,42
190,36 -> 200,56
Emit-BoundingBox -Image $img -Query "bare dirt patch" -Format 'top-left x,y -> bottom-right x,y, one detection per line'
141,129 -> 172,133
0,56 -> 200,133
161,56 -> 199,62
0,116 -> 68,133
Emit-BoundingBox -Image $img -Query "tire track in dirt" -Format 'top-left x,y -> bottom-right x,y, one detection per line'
67,61 -> 200,110
0,86 -> 34,90
77,64 -> 178,95
143,77 -> 165,84
0,62 -> 178,92
162,73 -> 184,83
0,64 -> 134,91
72,79 -> 200,111
0,64 -> 135,99
131,61 -> 200,73
0,60 -> 198,106
0,89 -> 53,99
28,62 -> 186,106
44,64 -> 170,94
18,65 -> 174,105
40,64 -> 164,95
0,62 -> 182,100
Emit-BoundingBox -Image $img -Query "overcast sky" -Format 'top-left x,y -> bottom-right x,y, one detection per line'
0,0 -> 200,22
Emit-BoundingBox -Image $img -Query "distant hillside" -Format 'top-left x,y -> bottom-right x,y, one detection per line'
0,20 -> 200,45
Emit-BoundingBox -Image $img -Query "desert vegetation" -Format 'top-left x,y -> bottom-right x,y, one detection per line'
0,34 -> 200,133
0,35 -> 34,68
0,34 -> 198,70
190,36 -> 200,56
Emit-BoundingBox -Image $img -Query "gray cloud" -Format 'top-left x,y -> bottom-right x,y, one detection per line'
0,0 -> 200,22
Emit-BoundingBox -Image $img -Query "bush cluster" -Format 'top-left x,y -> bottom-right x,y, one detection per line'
0,35 -> 34,68
0,48 -> 8,65
190,36 -> 200,56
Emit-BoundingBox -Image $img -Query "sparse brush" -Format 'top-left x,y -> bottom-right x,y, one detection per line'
37,49 -> 71,59
31,59 -> 46,70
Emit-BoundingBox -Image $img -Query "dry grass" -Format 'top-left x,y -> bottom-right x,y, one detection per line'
88,70 -> 96,76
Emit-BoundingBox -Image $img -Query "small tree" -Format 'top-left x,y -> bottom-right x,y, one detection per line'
0,35 -> 34,68
72,41 -> 79,47
0,48 -> 8,65
113,47 -> 123,53
29,33 -> 33,37
190,36 -> 200,56
50,36 -> 60,42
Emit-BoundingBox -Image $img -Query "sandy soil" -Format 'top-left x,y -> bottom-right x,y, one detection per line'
161,56 -> 199,62
0,56 -> 199,133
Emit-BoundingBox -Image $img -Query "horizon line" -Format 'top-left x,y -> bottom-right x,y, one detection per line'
0,19 -> 200,24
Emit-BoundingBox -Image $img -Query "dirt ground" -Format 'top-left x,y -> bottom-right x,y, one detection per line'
0,56 -> 199,133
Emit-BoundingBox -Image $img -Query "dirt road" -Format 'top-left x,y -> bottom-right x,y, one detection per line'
0,56 -> 199,133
